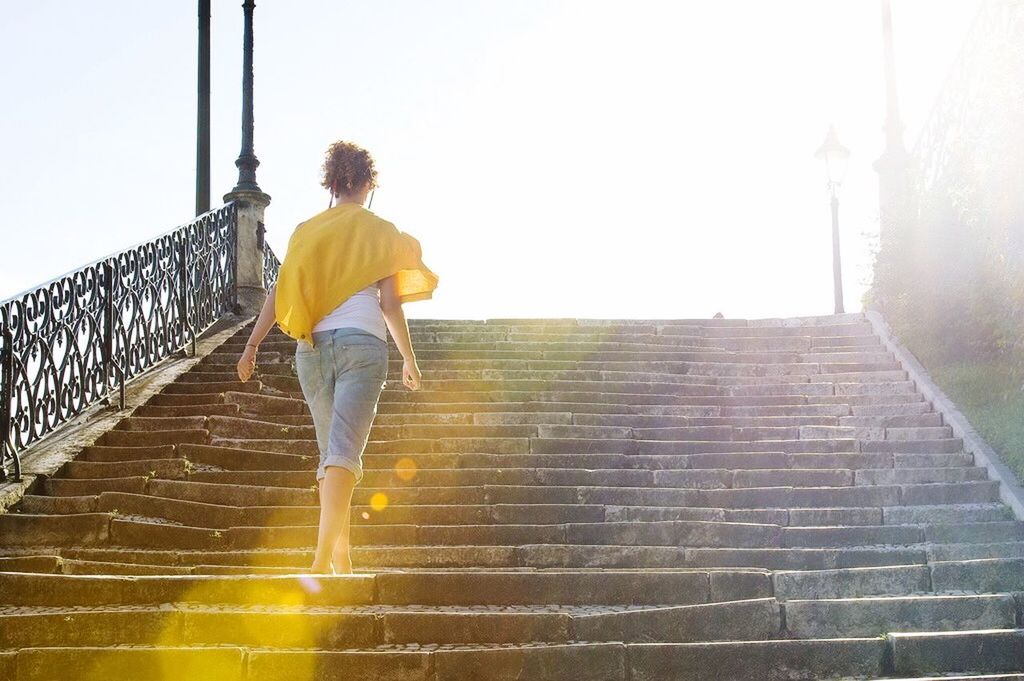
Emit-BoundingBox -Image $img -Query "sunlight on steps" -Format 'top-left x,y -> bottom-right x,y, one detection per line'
0,315 -> 1022,680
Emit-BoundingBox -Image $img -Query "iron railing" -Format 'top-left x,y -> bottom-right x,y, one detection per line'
0,203 -> 239,481
910,0 -> 1024,200
264,239 -> 281,291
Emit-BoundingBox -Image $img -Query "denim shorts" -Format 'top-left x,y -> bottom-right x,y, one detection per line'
294,327 -> 388,483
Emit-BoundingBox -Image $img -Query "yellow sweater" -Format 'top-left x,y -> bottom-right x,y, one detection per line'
274,203 -> 438,347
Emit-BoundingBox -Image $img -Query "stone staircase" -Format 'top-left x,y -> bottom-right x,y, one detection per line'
1,314 -> 1022,680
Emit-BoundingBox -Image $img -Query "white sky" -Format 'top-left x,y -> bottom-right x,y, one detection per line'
0,0 -> 984,321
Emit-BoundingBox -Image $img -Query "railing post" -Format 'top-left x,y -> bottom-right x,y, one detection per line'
100,260 -> 115,407
224,193 -> 271,316
224,0 -> 271,316
0,320 -> 21,482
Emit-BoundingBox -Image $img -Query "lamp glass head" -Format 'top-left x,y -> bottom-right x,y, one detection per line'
815,125 -> 851,186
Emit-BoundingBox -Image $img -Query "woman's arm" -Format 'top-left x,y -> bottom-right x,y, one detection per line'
237,284 -> 276,382
246,284 -> 278,348
379,274 -> 422,390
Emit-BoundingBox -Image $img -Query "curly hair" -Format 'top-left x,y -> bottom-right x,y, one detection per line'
320,140 -> 378,197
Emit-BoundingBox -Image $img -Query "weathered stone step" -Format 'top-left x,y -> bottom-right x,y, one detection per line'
249,410 -> 882,430
254,375 -> 918,399
0,599 -> 797,649
132,403 -> 240,417
79,444 -> 180,462
774,557 -> 1024,600
629,637 -> 887,680
0,641 -> 636,681
60,458 -> 190,480
145,392 -> 230,407
927,541 -> 1024,562
888,629 -> 1024,676
38,474 -> 999,511
171,465 -> 988,492
0,568 -> 768,606
8,516 -> 802,551
1,542 -> 934,571
782,593 -> 1018,638
854,467 -> 988,485
374,387 -> 929,408
245,405 -> 937,428
113,415 -> 208,432
89,492 -> 605,528
192,440 -> 971,471
187,363 -> 906,386
482,481 -> 1000,509
94,428 -> 209,447
160,380 -> 262,395
930,557 -> 1024,592
0,571 -> 373,606
618,503 -> 1012,526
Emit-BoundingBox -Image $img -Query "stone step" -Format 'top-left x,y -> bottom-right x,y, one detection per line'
366,386 -> 931,408
628,637 -> 887,680
79,444 -> 180,462
927,542 -> 1024,562
782,593 -> 1018,638
0,569 -> 768,607
94,428 -> 209,447
36,474 -> 1001,510
0,542 -> 934,571
113,415 -> 208,432
4,312 -> 1021,677
185,365 -> 910,387
60,458 -> 190,480
0,641 -> 640,681
173,465 -> 989,491
889,629 -> 1024,676
145,392 -> 230,407
132,403 -> 241,417
0,600 -> 796,649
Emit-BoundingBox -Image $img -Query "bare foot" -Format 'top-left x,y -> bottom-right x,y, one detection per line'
331,551 -> 353,575
308,560 -> 334,575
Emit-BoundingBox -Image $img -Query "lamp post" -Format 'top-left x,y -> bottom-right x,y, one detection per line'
815,125 -> 850,315
224,0 -> 272,316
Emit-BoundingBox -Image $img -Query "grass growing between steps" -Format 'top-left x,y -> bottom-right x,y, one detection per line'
912,350 -> 1024,485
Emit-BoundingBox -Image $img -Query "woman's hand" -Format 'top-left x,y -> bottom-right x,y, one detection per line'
402,358 -> 422,391
237,345 -> 258,382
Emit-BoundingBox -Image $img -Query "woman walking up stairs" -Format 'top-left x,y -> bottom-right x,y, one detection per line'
235,140 -> 439,574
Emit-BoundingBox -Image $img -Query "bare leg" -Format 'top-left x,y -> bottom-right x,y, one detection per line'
310,466 -> 356,573
331,494 -> 354,574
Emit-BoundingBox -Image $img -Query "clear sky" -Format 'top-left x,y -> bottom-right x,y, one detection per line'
0,0 -> 983,321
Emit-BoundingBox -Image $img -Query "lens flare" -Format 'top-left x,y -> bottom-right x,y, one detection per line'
370,492 -> 389,511
394,457 -> 417,481
297,574 -> 323,593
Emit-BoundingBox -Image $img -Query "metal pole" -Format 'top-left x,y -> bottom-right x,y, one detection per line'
831,191 -> 845,314
230,0 -> 262,193
196,0 -> 211,216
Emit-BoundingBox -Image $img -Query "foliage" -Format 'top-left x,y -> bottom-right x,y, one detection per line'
864,24 -> 1024,369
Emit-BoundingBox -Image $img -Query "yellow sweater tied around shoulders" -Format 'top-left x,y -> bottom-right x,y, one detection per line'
274,204 -> 439,348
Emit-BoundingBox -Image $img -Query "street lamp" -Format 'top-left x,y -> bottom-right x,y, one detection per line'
815,125 -> 850,314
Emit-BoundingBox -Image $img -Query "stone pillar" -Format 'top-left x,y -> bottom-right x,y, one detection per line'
225,188 -> 271,316
224,0 -> 271,317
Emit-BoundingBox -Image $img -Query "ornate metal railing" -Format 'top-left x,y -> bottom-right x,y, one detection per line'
264,242 -> 281,290
910,0 -> 1024,199
0,203 -> 239,481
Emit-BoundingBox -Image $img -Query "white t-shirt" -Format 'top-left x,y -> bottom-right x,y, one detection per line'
311,281 -> 387,341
